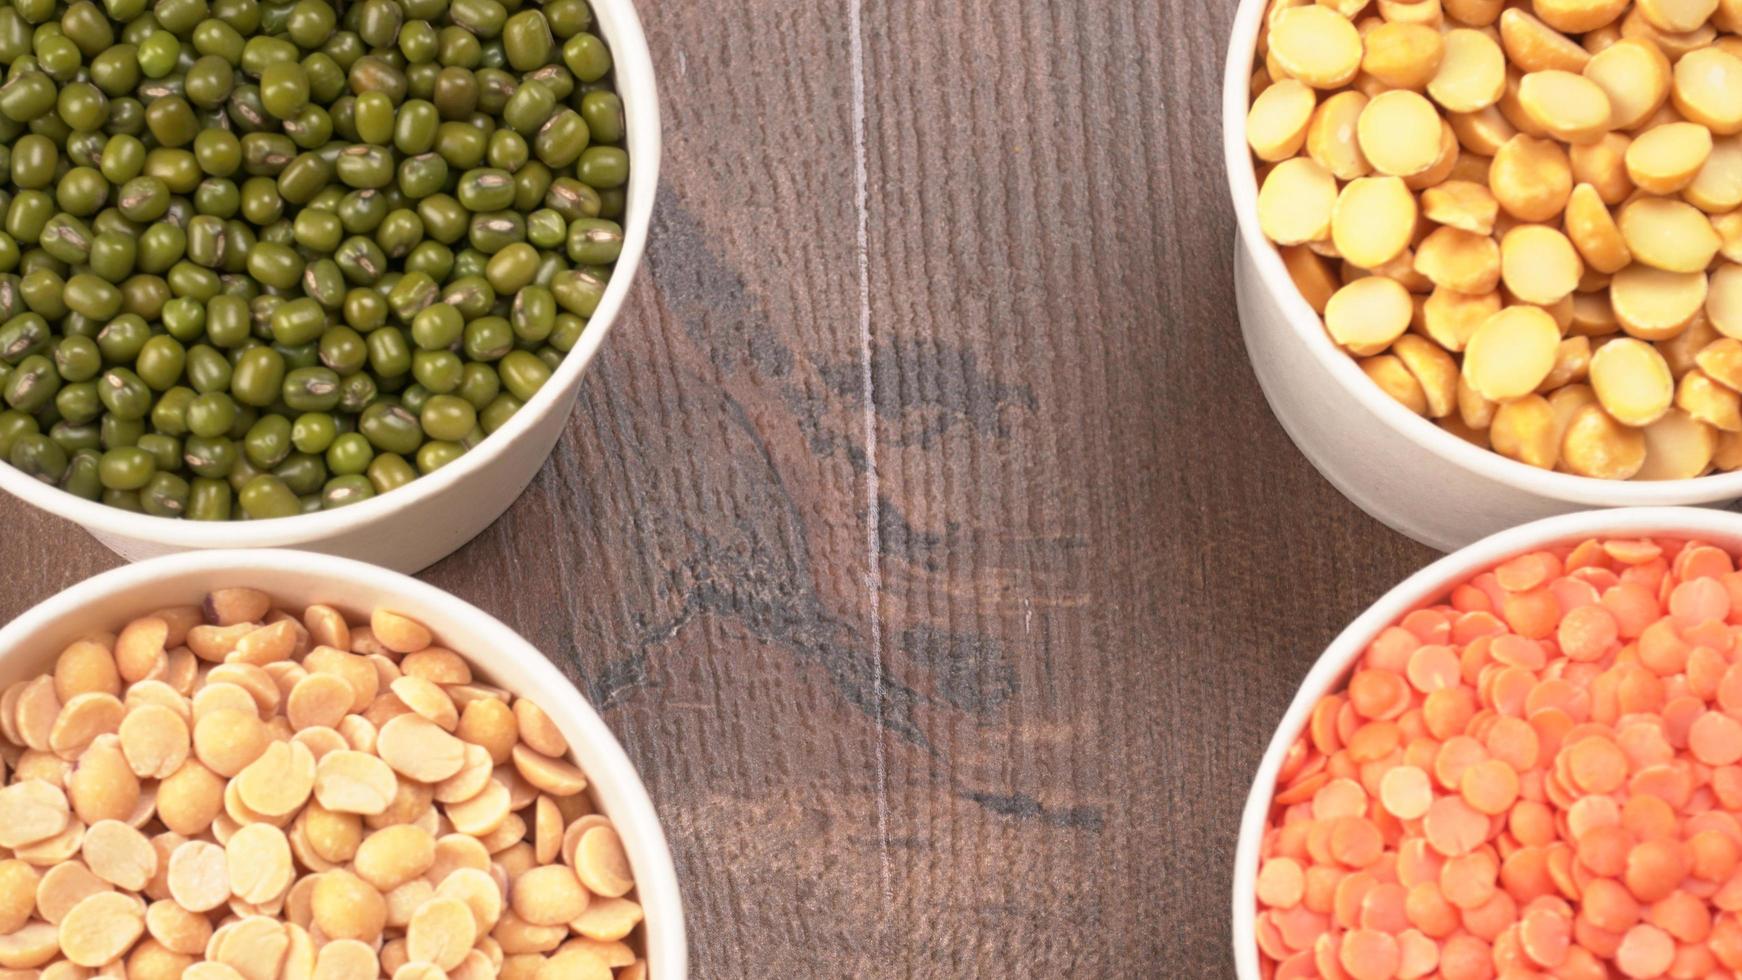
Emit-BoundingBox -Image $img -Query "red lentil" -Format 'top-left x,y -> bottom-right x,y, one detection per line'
1256,538 -> 1742,979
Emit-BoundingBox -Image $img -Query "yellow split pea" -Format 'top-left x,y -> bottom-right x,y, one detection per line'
0,594 -> 650,978
1249,0 -> 1742,479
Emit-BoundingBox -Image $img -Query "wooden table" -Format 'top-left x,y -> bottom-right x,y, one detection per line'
0,1 -> 1449,974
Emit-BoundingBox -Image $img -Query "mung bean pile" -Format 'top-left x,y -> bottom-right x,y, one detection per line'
0,0 -> 629,519
0,588 -> 646,979
1248,0 -> 1742,480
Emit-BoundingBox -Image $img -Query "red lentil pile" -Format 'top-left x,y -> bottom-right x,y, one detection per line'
1255,536 -> 1742,979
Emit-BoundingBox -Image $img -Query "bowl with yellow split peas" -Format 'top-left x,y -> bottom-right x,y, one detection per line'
1224,0 -> 1742,550
0,549 -> 685,977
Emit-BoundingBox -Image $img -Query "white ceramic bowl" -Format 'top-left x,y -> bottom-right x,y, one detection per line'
1221,3 -> 1742,552
1230,505 -> 1742,978
0,1 -> 662,574
0,549 -> 687,977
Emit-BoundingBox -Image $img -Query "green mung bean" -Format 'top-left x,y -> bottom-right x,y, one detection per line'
0,0 -> 628,519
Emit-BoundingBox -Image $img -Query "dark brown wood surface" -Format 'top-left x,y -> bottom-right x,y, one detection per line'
0,1 -> 1448,975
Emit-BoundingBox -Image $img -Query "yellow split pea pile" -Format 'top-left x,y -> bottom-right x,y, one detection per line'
1248,0 -> 1742,480
0,588 -> 644,980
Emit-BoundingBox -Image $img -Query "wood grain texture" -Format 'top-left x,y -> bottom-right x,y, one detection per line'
0,0 -> 1444,974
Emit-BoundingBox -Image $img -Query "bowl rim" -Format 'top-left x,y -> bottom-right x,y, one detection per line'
0,0 -> 665,545
0,548 -> 688,978
1230,505 -> 1742,978
1219,0 -> 1742,507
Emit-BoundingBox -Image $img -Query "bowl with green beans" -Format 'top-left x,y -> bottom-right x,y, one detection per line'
0,0 -> 658,572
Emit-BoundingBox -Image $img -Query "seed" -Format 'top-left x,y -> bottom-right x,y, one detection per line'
231,621 -> 298,667
1415,227 -> 1501,294
1307,91 -> 1371,181
377,714 -> 468,784
57,891 -> 143,967
1490,395 -> 1561,469
446,779 -> 513,837
392,676 -> 459,732
35,861 -> 111,925
431,834 -> 493,882
1611,266 -> 1708,340
1248,80 -> 1317,162
355,825 -> 436,892
1269,6 -> 1362,89
212,915 -> 289,980
188,625 -> 257,663
513,701 -> 568,759
166,840 -> 229,912
456,699 -> 519,765
205,589 -> 272,627
1639,409 -> 1717,478
1428,29 -> 1507,112
1677,368 -> 1742,430
574,826 -> 634,899
192,708 -> 269,778
1591,337 -> 1676,426
1363,22 -> 1446,89
311,871 -> 387,943
1322,278 -> 1412,357
436,868 -> 503,936
402,649 -> 472,685
286,674 -> 353,731
1358,91 -> 1444,177
0,861 -> 37,935
537,947 -> 612,980
145,899 -> 211,955
235,740 -> 316,817
157,759 -> 225,837
1257,158 -> 1337,246
1464,306 -> 1563,401
1421,181 -> 1500,236
303,648 -> 378,712
1500,224 -> 1583,305
115,618 -> 169,684
408,896 -> 478,970
226,823 -> 293,904
1619,196 -> 1721,273
510,865 -> 588,928
571,897 -> 644,943
1625,122 -> 1714,194
1563,183 -> 1630,275
0,921 -> 59,969
1562,402 -> 1649,477
54,640 -> 121,702
118,704 -> 189,780
371,611 -> 432,655
83,819 -> 155,891
1517,70 -> 1612,144
314,750 -> 400,816
0,780 -> 70,848
1332,176 -> 1417,269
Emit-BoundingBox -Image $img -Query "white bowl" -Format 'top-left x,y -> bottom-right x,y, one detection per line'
1231,506 -> 1742,978
0,548 -> 687,978
1221,3 -> 1742,552
0,0 -> 662,574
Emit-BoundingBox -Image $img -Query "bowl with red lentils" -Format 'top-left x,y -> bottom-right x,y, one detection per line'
1235,506 -> 1742,980
0,548 -> 684,979
1223,0 -> 1742,550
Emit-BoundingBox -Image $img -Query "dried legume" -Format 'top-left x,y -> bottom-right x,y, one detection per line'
0,0 -> 631,516
1249,0 -> 1742,479
1255,536 -> 1742,979
0,589 -> 646,977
